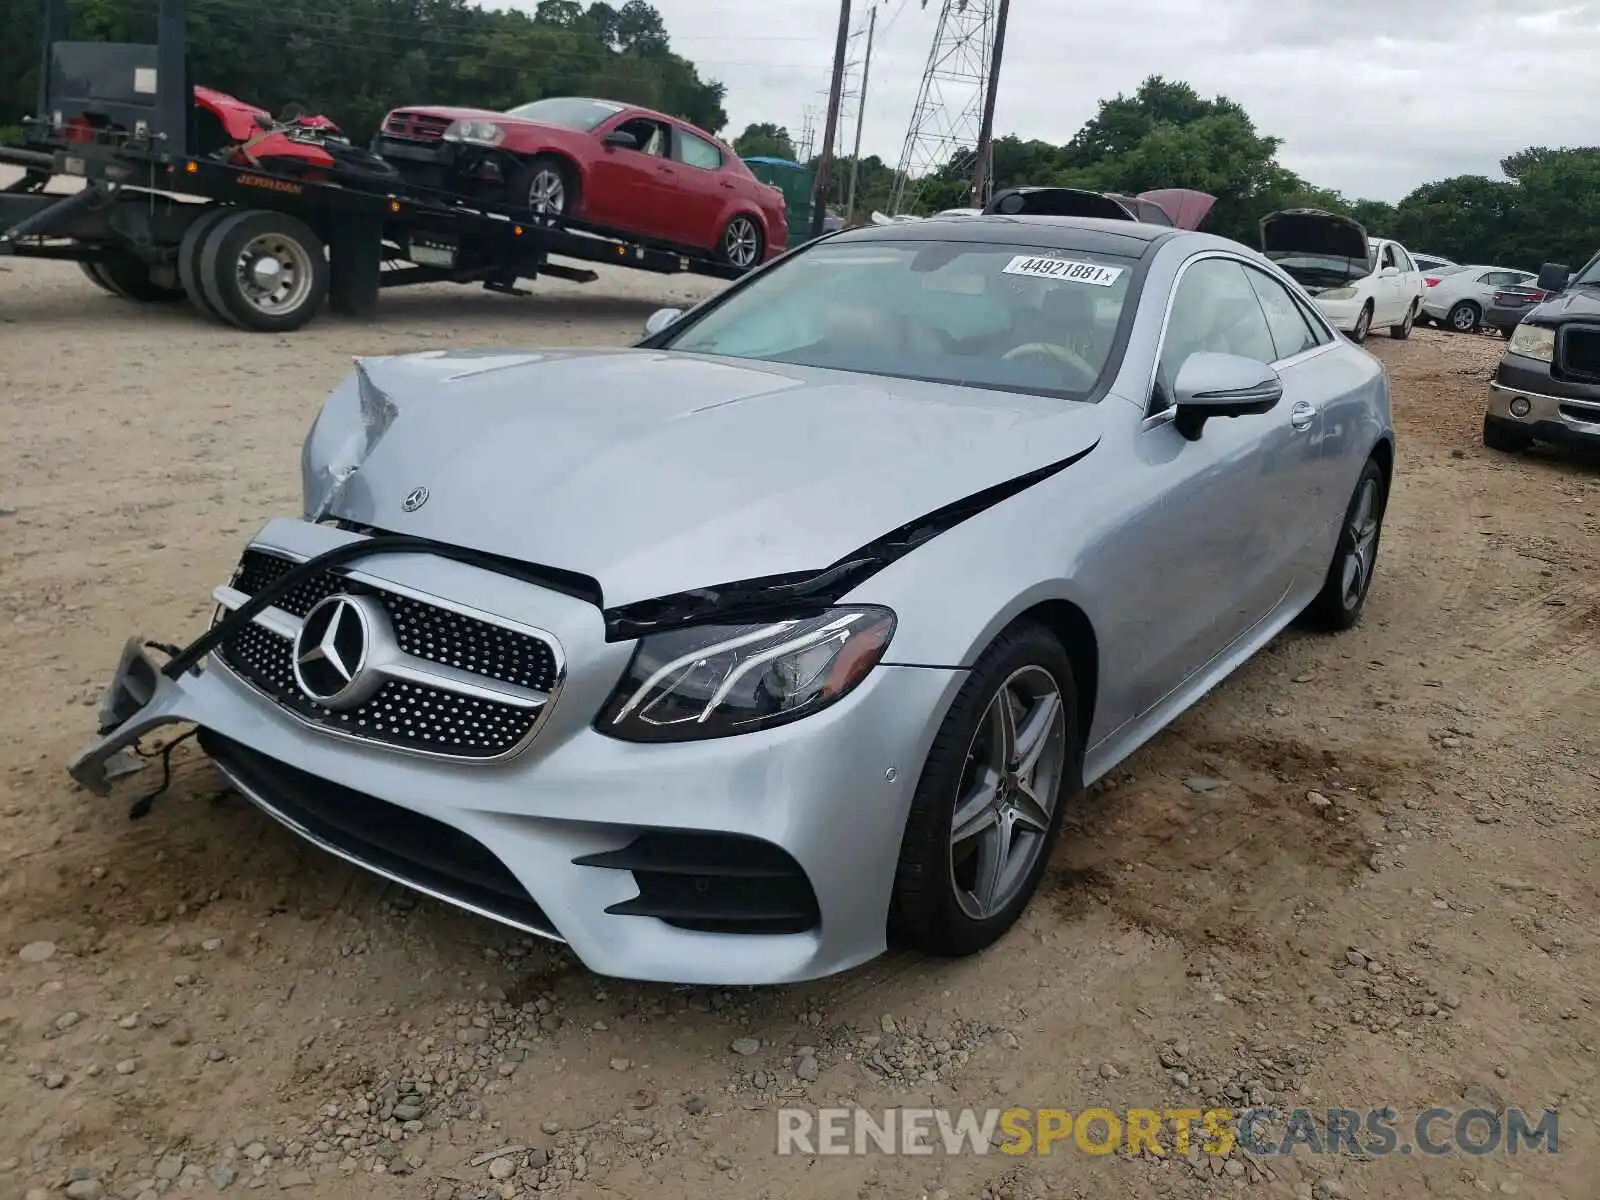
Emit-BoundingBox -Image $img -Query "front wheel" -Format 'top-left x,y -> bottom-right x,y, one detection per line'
509,155 -> 578,224
1303,457 -> 1387,631
1350,303 -> 1373,344
890,622 -> 1078,957
717,215 -> 764,271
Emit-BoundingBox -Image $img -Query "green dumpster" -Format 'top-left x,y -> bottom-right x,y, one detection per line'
742,156 -> 816,249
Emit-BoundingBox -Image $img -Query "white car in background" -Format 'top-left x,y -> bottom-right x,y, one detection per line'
1261,210 -> 1426,343
1412,252 -> 1456,274
1419,263 -> 1538,333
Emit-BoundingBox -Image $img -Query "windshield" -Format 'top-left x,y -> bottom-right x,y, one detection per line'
656,239 -> 1137,397
1571,251 -> 1600,287
503,97 -> 623,129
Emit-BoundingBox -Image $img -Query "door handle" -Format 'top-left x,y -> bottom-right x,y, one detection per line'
1290,400 -> 1317,431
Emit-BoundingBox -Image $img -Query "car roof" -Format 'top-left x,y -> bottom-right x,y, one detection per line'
830,214 -> 1185,257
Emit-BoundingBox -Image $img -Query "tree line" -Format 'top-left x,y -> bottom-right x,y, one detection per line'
4,0 -> 1594,275
0,0 -> 727,145
735,77 -> 1600,274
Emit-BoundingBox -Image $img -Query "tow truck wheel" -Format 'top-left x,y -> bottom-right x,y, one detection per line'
178,208 -> 241,322
79,260 -> 121,296
94,250 -> 186,302
198,209 -> 330,333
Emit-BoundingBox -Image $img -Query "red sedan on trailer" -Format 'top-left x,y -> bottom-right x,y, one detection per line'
374,96 -> 786,271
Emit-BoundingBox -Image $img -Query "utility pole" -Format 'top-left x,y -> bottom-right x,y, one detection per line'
811,0 -> 853,239
970,0 -> 1011,206
844,3 -> 877,224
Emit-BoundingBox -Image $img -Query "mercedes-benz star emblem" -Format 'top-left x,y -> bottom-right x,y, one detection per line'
292,595 -> 380,708
401,486 -> 430,513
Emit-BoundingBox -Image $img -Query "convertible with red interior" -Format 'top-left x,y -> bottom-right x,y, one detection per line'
373,96 -> 787,270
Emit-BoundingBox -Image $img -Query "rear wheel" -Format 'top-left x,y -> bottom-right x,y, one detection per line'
93,250 -> 186,302
717,215 -> 764,270
510,155 -> 577,224
1446,300 -> 1481,333
178,207 -> 239,321
1389,301 -> 1417,339
198,209 -> 329,333
890,622 -> 1079,957
79,260 -> 120,296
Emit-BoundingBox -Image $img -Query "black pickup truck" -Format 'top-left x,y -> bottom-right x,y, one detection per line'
1483,251 -> 1600,453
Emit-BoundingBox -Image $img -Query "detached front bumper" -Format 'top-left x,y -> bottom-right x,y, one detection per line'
69,518 -> 964,985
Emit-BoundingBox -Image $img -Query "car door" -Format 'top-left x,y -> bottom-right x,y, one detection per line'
1375,243 -> 1403,324
1123,254 -> 1309,716
1393,245 -> 1422,315
669,126 -> 732,250
585,114 -> 681,241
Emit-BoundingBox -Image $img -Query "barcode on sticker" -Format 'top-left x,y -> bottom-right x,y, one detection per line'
1002,255 -> 1123,286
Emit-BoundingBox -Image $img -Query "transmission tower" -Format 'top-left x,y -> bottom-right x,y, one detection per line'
890,0 -> 996,214
796,106 -> 818,163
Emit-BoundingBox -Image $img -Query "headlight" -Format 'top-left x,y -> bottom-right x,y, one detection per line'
1508,323 -> 1556,362
1318,286 -> 1357,300
442,120 -> 505,146
597,607 -> 896,743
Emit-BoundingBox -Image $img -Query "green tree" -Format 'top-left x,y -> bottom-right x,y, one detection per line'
732,122 -> 795,160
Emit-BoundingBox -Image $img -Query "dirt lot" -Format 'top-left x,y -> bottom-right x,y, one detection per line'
1,249 -> 1596,1200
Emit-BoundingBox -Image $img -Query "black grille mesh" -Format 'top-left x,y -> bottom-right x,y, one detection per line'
215,549 -> 556,759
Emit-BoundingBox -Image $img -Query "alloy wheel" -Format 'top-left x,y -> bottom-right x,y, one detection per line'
723,217 -> 760,269
1340,476 -> 1382,609
1450,304 -> 1477,332
948,665 -> 1068,921
527,169 -> 566,217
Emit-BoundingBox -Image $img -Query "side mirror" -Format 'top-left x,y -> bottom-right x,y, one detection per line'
1380,265 -> 1399,278
1171,352 -> 1283,441
1536,262 -> 1570,293
602,129 -> 639,149
642,307 -> 683,338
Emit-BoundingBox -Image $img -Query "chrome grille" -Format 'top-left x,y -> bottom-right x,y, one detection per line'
382,111 -> 453,141
213,548 -> 560,761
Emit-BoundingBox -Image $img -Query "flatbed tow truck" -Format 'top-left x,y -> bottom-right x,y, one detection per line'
0,0 -> 744,333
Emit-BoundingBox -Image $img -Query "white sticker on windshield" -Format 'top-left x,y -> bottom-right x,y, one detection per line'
1001,255 -> 1123,286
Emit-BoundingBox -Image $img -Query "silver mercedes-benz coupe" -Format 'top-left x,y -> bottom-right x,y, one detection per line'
72,212 -> 1394,985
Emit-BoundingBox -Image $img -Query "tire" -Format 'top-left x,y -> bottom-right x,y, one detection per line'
1482,414 -> 1532,454
79,260 -> 121,296
1446,301 -> 1481,334
890,622 -> 1080,958
1499,326 -> 1514,340
96,250 -> 186,302
509,154 -> 578,224
1350,303 -> 1373,344
198,209 -> 329,333
178,207 -> 239,321
717,214 -> 765,271
1303,457 -> 1387,632
1389,301 -> 1417,340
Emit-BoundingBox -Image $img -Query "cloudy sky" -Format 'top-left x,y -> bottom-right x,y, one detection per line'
537,0 -> 1600,202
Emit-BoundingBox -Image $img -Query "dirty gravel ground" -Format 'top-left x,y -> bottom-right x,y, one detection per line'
1,247 -> 1596,1200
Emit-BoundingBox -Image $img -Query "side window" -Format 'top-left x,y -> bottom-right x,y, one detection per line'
1395,247 -> 1415,273
1488,270 -> 1521,287
1381,244 -> 1397,270
1244,266 -> 1321,361
615,117 -> 669,156
676,129 -> 724,171
1154,258 -> 1278,412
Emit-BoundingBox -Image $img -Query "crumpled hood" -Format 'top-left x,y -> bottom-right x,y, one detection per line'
307,349 -> 1103,608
